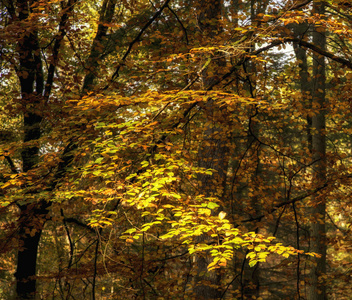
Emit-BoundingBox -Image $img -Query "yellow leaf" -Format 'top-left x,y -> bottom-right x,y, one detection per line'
219,258 -> 227,267
219,211 -> 226,220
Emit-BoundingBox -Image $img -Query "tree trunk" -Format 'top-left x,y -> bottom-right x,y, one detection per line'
13,1 -> 77,298
193,1 -> 227,299
14,1 -> 44,297
82,0 -> 118,93
240,1 -> 268,297
292,18 -> 312,300
195,112 -> 229,299
16,91 -> 44,300
307,1 -> 327,299
293,20 -> 312,152
16,204 -> 49,300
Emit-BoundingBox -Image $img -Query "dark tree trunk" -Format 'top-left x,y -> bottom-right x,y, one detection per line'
15,204 -> 49,300
293,19 -> 312,152
13,0 -> 77,298
16,110 -> 43,300
292,16 -> 311,300
307,1 -> 327,299
15,0 -> 43,297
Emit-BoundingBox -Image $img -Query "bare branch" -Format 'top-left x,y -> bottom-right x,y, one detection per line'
105,0 -> 172,89
4,155 -> 18,174
239,176 -> 352,224
44,0 -> 78,99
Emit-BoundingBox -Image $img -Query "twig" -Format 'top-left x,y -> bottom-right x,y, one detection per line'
167,4 -> 189,44
105,0 -> 172,89
4,155 -> 18,173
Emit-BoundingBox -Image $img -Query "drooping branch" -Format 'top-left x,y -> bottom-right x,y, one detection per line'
254,38 -> 352,70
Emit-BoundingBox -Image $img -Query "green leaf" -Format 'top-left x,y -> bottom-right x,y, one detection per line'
207,202 -> 219,209
249,260 -> 258,267
95,157 -> 104,164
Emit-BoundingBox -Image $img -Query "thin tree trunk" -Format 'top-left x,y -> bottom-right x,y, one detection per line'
307,1 -> 327,299
292,18 -> 311,300
193,1 -> 227,299
240,1 -> 269,297
82,0 -> 118,93
293,20 -> 312,152
195,121 -> 229,299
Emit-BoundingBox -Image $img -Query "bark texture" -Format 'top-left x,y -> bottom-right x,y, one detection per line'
307,1 -> 327,299
14,1 -> 77,298
15,1 -> 44,298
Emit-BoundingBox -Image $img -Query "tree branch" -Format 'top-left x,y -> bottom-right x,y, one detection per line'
44,0 -> 78,99
82,0 -> 118,93
4,155 -> 18,174
290,0 -> 313,11
239,175 -> 352,224
64,217 -> 95,233
209,37 -> 352,91
167,4 -> 189,44
47,139 -> 77,191
105,0 -> 172,89
286,38 -> 352,68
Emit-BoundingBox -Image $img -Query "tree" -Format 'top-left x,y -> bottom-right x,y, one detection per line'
307,1 -> 327,299
192,1 -> 229,298
1,1 -> 79,298
2,0 -> 352,299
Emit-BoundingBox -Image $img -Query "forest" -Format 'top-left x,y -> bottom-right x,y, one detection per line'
1,0 -> 352,299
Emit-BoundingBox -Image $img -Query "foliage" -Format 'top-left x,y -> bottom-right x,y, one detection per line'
1,0 -> 352,299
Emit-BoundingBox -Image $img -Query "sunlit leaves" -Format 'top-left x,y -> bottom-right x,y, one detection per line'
88,209 -> 117,228
3,0 -> 352,297
49,88 -> 312,275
